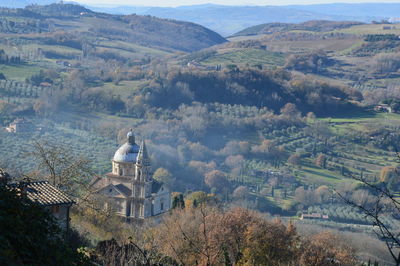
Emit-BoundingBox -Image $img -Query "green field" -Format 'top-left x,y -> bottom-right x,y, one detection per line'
92,80 -> 148,98
202,48 -> 285,66
0,64 -> 43,82
335,24 -> 400,35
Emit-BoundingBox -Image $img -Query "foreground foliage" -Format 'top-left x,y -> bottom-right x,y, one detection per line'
0,182 -> 89,265
141,207 -> 356,266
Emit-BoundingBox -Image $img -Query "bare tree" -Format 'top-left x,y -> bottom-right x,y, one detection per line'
336,156 -> 400,266
28,141 -> 93,190
27,140 -> 100,210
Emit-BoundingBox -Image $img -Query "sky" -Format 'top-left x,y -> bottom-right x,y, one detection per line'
76,0 -> 400,7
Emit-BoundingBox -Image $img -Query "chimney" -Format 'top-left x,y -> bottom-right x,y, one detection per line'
0,169 -> 11,184
18,181 -> 28,198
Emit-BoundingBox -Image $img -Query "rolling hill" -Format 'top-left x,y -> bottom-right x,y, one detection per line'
89,3 -> 400,36
0,2 -> 399,36
0,3 -> 227,53
232,20 -> 365,37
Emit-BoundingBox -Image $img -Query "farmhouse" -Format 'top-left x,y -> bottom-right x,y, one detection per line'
300,213 -> 329,220
1,169 -> 75,235
374,104 -> 392,113
18,181 -> 75,233
89,131 -> 171,222
6,118 -> 34,133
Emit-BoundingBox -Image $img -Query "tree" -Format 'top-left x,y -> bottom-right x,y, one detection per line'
315,185 -> 330,204
150,206 -> 220,265
240,219 -> 299,265
280,103 -> 301,119
91,238 -> 176,266
294,187 -> 316,207
172,193 -> 185,209
27,141 -> 97,211
204,170 -> 230,192
33,94 -> 60,117
299,232 -> 356,266
315,153 -> 327,169
380,166 -> 400,191
151,207 -> 300,265
225,155 -> 244,169
338,162 -> 400,266
153,167 -> 175,188
287,153 -> 301,167
184,191 -> 217,208
233,186 -> 249,199
306,112 -> 316,123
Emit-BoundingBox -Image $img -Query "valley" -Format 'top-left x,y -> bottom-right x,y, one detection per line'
1,3 -> 400,264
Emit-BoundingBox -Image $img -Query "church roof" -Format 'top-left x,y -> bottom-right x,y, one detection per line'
113,131 -> 140,163
115,184 -> 132,197
151,180 -> 163,194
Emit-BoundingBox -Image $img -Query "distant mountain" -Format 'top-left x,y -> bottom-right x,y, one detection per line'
135,3 -> 399,36
287,3 -> 400,19
0,3 -> 227,52
137,5 -> 352,37
0,2 -> 399,36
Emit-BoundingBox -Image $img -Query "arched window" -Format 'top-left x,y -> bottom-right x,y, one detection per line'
140,205 -> 144,217
135,185 -> 141,197
119,168 -> 123,176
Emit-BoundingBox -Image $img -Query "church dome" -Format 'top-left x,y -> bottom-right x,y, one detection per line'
113,131 -> 140,163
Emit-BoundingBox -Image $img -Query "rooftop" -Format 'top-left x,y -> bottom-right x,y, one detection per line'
10,181 -> 75,206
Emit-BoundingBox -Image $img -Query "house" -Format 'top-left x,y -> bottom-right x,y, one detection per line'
6,118 -> 34,133
39,82 -> 52,88
374,104 -> 392,113
300,213 -> 329,220
89,130 -> 171,223
56,60 -> 71,67
21,181 -> 75,233
2,170 -> 75,235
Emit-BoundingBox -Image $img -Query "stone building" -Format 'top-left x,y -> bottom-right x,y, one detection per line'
6,118 -> 34,133
22,181 -> 75,233
90,131 -> 171,222
4,176 -> 75,234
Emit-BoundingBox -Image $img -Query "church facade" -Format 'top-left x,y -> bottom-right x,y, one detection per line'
90,131 -> 171,221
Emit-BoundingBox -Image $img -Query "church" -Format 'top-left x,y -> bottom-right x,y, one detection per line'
90,131 -> 171,222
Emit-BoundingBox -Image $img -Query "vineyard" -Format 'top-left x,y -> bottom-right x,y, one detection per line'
0,119 -> 117,175
0,79 -> 48,99
302,204 -> 400,234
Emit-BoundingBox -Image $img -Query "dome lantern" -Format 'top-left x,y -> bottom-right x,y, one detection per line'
127,130 -> 135,145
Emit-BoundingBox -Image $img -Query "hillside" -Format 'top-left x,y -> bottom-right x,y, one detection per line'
0,3 -> 227,53
233,20 -> 365,37
1,2 -> 399,36
90,3 -> 400,36
136,5 -> 353,37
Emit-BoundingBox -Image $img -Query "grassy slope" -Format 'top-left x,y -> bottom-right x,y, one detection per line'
334,24 -> 400,35
202,48 -> 285,66
93,80 -> 149,98
0,64 -> 43,82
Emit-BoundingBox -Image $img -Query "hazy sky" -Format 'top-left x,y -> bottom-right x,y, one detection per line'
76,0 -> 400,7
